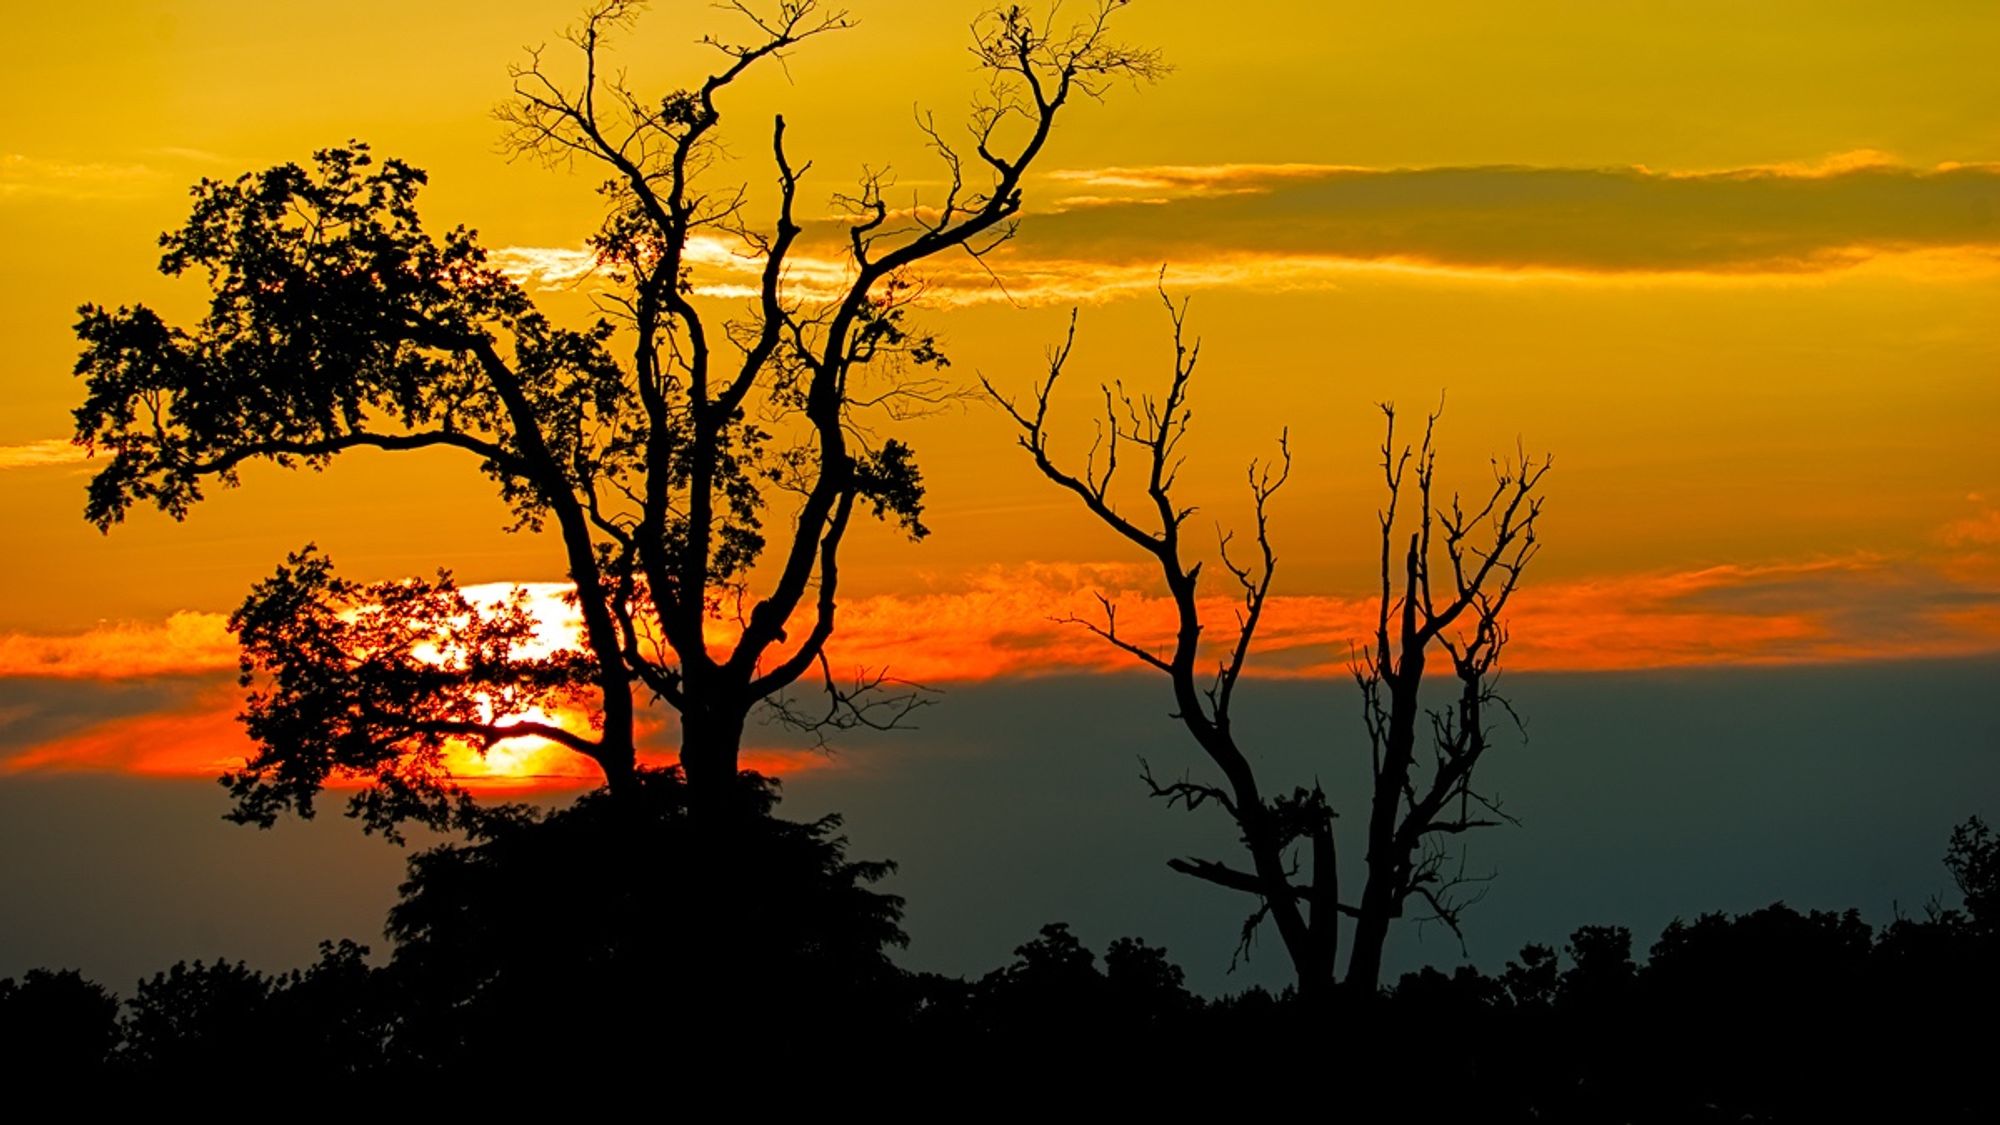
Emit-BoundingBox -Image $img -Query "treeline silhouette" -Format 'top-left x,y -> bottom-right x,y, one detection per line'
3,774 -> 1992,1116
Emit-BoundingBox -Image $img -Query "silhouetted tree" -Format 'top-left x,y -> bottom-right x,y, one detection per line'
1104,935 -> 1197,1027
1945,813 -> 1997,932
944,922 -> 1193,1048
122,958 -> 276,1071
1559,923 -> 1637,1010
984,295 -> 1547,999
0,968 -> 120,1078
1345,405 -> 1547,992
5,815 -> 1994,1105
266,939 -> 395,1076
72,1 -> 1160,828
1498,942 -> 1559,1009
380,768 -> 907,1066
1639,906 -> 1880,1118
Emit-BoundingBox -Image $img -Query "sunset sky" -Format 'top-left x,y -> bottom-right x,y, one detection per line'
3,1 -> 1996,989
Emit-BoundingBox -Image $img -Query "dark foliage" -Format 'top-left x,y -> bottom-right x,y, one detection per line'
382,767 -> 909,1068
119,942 -> 393,1079
10,811 -> 1993,1115
908,922 -> 1197,1048
0,968 -> 120,1078
70,1 -> 1163,825
1945,813 -> 1997,930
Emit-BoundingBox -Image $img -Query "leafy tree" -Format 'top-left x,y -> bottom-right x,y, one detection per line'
1945,813 -> 1997,931
72,0 -> 1160,829
1558,924 -> 1637,1011
1104,935 -> 1195,1025
266,940 -> 395,1076
381,768 -> 908,1066
954,923 -> 1193,1046
1498,943 -> 1559,1010
0,968 -> 121,1077
122,958 -> 276,1071
984,294 -> 1547,998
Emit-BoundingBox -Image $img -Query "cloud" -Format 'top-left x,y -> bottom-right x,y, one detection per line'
1007,156 -> 2000,280
4,546 -> 1994,786
0,678 -> 253,777
495,154 -> 2000,306
794,553 -> 2000,681
0,678 -> 209,758
494,232 -> 861,296
0,667 -> 820,791
1044,162 -> 1369,198
0,153 -> 160,201
0,612 -> 237,680
8,544 -> 1997,694
0,439 -> 87,470
1942,508 -> 2000,548
488,245 -> 602,290
1499,556 -> 2000,671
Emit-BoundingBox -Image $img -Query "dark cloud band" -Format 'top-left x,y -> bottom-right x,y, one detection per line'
1011,159 -> 2000,275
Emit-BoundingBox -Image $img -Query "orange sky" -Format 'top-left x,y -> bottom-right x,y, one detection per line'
2,1 -> 1997,789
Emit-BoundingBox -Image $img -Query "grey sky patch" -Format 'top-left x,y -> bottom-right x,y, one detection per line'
5,659 -> 1993,994
0,675 -> 224,759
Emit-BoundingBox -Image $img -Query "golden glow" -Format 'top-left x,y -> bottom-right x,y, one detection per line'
2,1 -> 1996,785
0,683 -> 823,792
5,511 -> 1995,787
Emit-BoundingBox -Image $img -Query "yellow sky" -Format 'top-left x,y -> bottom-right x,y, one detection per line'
3,0 -> 1997,670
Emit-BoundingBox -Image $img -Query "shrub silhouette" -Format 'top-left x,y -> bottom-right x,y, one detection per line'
383,768 -> 907,1067
0,968 -> 120,1078
8,804 -> 1993,1115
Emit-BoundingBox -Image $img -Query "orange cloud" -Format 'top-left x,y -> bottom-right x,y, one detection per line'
801,553 -> 2000,681
6,547 -> 1992,786
0,612 -> 237,680
494,153 -> 2000,307
1044,162 -> 1368,199
1942,507 -> 2000,549
6,551 -> 1996,688
0,439 -> 87,470
1,681 -> 252,777
0,677 -> 823,792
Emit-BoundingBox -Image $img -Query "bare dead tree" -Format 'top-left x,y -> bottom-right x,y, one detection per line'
1345,404 -> 1549,993
985,296 -> 1549,999
983,294 -> 1341,997
73,1 -> 1162,830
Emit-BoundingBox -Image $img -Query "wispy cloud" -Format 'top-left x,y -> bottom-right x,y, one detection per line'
1007,155 -> 2000,281
0,679 -> 253,777
7,547 -> 1995,688
0,154 -> 160,201
0,439 -> 87,470
1044,162 -> 1368,199
0,611 -> 237,680
493,231 -> 866,300
4,545 -> 1992,787
488,245 -> 603,290
0,667 -> 818,789
793,553 -> 2000,681
494,154 -> 2000,306
1942,507 -> 2000,549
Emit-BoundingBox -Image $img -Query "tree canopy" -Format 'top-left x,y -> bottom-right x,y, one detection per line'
72,1 -> 1161,828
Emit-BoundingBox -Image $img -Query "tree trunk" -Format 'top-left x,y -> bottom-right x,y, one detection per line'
598,744 -> 639,797
1345,883 -> 1395,996
1289,938 -> 1338,1003
1348,661 -> 1422,995
679,703 -> 747,797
